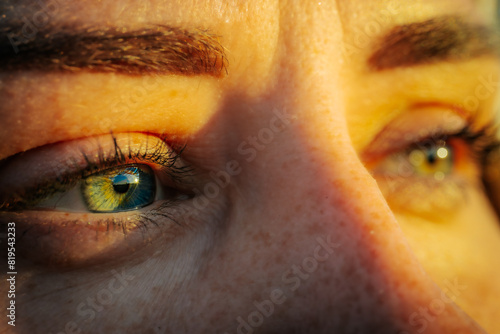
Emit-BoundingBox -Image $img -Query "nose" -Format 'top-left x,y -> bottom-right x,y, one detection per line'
229,2 -> 487,333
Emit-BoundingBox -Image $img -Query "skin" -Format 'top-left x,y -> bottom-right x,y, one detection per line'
1,0 -> 500,333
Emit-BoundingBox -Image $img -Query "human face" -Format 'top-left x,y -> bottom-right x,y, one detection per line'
1,0 -> 499,333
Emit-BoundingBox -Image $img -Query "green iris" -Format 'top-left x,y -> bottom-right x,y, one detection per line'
82,165 -> 156,212
408,145 -> 453,179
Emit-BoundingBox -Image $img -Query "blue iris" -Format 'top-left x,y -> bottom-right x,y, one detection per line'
82,165 -> 156,212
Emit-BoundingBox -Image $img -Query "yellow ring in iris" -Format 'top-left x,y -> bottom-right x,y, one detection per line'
82,165 -> 155,212
408,145 -> 453,179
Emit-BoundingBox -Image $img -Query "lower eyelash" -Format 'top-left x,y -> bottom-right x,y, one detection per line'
0,205 -> 185,268
0,196 -> 192,255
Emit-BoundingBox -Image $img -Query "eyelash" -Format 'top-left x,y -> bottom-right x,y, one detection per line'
457,124 -> 500,165
2,124 -> 498,225
82,134 -> 191,178
362,121 -> 500,218
0,134 -> 193,212
0,134 -> 206,256
422,122 -> 499,170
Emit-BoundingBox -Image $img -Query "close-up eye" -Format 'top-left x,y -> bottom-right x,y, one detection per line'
407,143 -> 453,176
2,1 -> 500,333
362,108 -> 498,217
82,164 -> 156,213
373,139 -> 455,180
0,133 -> 200,267
36,164 -> 158,213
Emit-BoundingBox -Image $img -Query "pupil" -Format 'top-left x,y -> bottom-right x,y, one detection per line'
427,150 -> 437,165
113,183 -> 130,193
112,174 -> 135,194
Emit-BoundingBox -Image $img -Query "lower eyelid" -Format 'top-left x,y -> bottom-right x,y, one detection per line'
370,140 -> 482,217
0,200 -> 184,268
1,215 -> 137,268
0,133 -> 230,270
373,173 -> 470,220
365,112 -> 500,221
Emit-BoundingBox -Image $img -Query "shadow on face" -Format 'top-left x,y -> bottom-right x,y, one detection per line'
0,0 -> 500,333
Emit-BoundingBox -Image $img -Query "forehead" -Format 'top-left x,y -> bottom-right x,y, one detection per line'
0,0 -> 498,158
3,0 -> 495,69
2,0 -> 495,26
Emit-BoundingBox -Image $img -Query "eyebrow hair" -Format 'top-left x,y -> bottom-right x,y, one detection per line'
0,25 -> 228,76
368,16 -> 500,71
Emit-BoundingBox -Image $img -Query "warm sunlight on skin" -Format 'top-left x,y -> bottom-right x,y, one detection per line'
340,3 -> 500,330
0,73 -> 222,159
1,0 -> 500,333
345,55 -> 500,331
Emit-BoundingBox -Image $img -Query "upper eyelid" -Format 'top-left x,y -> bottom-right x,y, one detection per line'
362,127 -> 467,164
361,107 -> 470,161
0,133 -> 189,211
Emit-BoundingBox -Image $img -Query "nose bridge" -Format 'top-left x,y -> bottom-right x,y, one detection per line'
270,2 -> 486,332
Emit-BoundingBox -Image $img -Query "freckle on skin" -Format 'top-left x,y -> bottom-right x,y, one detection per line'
294,204 -> 302,213
252,231 -> 271,246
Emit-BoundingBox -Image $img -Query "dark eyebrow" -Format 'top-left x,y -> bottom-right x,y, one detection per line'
0,25 -> 228,77
368,16 -> 500,71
